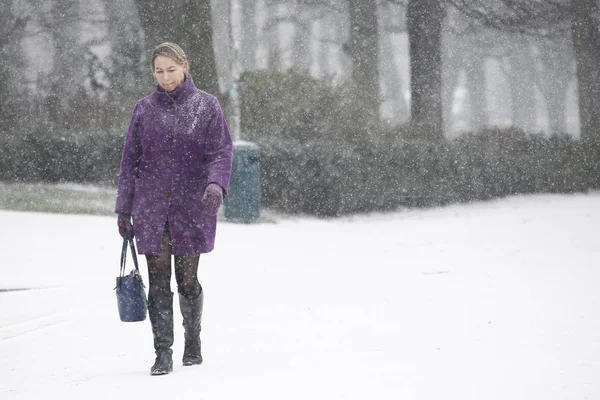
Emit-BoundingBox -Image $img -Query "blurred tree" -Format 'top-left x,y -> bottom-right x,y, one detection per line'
0,2 -> 29,51
346,0 -> 380,123
535,36 -> 574,135
240,0 -> 259,71
570,0 -> 600,140
180,0 -> 220,95
442,10 -> 492,134
463,39 -> 486,133
0,0 -> 29,133
406,0 -> 445,140
43,0 -> 85,129
262,0 -> 283,70
210,0 -> 232,92
313,9 -> 342,77
290,2 -> 312,73
443,7 -> 576,135
448,0 -> 600,139
261,0 -> 381,122
504,37 -> 537,132
379,2 -> 408,125
134,0 -> 220,95
104,0 -> 146,103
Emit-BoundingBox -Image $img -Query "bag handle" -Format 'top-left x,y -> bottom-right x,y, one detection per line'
120,232 -> 140,278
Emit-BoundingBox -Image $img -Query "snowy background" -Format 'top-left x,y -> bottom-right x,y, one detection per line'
1,192 -> 599,399
2,2 -> 598,397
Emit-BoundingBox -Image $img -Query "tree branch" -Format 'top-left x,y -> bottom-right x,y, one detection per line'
0,15 -> 29,51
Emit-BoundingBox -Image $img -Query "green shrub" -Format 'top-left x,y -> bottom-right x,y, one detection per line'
0,129 -> 123,185
256,127 -> 600,216
238,69 -> 379,143
452,128 -> 598,200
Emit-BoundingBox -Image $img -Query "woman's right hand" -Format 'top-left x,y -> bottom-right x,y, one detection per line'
117,213 -> 134,238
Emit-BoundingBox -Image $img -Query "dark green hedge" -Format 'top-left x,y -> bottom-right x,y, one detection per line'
0,130 -> 123,185
0,127 -> 597,217
257,129 -> 600,216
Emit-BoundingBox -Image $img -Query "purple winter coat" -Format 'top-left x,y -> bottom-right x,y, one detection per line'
115,75 -> 233,255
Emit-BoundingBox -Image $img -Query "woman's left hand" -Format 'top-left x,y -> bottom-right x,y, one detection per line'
201,183 -> 223,215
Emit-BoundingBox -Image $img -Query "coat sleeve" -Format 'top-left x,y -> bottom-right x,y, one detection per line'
115,102 -> 143,214
205,98 -> 233,195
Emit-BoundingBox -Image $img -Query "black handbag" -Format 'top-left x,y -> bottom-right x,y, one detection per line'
115,234 -> 147,322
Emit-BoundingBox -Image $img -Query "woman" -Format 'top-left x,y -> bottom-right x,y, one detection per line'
115,42 -> 233,376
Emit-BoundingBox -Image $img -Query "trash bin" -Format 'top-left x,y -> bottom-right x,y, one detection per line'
224,141 -> 261,223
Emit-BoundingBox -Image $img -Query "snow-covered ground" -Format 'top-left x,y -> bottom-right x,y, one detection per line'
1,193 -> 599,399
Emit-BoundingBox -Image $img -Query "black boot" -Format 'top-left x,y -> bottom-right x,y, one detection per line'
148,288 -> 174,375
179,284 -> 204,366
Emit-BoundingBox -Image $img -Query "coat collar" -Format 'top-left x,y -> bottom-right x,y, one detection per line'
152,74 -> 196,104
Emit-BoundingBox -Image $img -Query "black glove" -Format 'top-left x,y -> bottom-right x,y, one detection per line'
117,213 -> 134,238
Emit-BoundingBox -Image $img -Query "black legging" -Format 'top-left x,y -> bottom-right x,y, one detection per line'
146,231 -> 202,299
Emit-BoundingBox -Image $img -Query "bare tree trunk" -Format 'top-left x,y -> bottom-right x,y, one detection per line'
544,83 -> 568,135
505,41 -> 537,132
379,3 -> 406,125
0,1 -> 28,52
441,56 -> 460,135
211,0 -> 232,93
134,0 -> 220,95
104,0 -> 146,101
441,17 -> 462,135
407,0 -> 445,140
464,42 -> 486,132
291,4 -> 311,73
179,0 -> 220,95
316,8 -> 346,78
0,0 -> 28,133
313,17 -> 326,76
240,0 -> 258,71
537,38 -> 573,135
264,0 -> 283,71
571,0 -> 600,140
45,0 -> 84,128
133,0 -> 174,49
346,0 -> 380,122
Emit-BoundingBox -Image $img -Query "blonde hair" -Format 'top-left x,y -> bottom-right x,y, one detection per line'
151,42 -> 189,72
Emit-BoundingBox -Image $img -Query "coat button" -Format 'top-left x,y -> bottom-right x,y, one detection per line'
167,133 -> 174,140
166,160 -> 173,168
164,191 -> 171,197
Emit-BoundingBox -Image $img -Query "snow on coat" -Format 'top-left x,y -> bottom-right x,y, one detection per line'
115,75 -> 233,255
